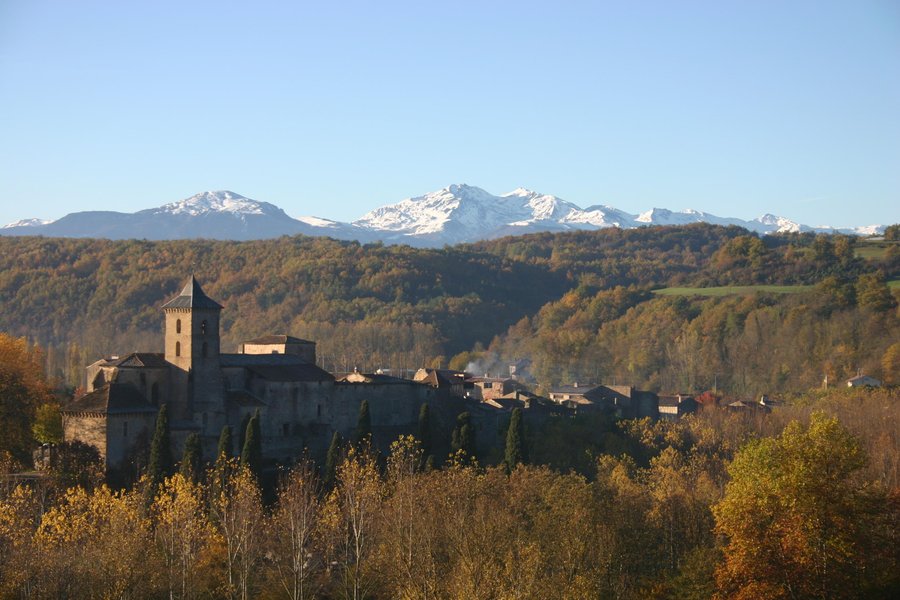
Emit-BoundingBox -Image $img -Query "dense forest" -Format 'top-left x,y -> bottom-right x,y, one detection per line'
1,226 -> 899,598
0,225 -> 897,395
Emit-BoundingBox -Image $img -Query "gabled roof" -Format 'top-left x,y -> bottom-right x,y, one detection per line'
63,383 -> 157,415
339,372 -> 416,385
161,276 -> 223,310
549,384 -> 600,395
414,368 -> 468,388
109,352 -> 168,368
242,334 -> 314,345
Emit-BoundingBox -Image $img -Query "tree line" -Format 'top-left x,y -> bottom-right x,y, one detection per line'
2,385 -> 898,599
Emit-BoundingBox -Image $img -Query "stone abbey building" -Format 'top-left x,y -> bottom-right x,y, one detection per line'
62,276 -> 443,474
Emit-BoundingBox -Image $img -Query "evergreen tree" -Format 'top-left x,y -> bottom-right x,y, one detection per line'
450,412 -> 474,457
324,430 -> 342,488
355,399 -> 372,446
179,433 -> 203,483
237,412 -> 251,456
147,403 -> 173,487
417,403 -> 431,456
217,424 -> 232,461
504,408 -> 527,472
240,412 -> 263,478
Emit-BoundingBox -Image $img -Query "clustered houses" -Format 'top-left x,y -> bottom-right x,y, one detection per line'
547,383 -> 661,419
61,276 -> 695,476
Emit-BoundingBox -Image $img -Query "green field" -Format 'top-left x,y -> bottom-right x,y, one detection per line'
855,240 -> 898,260
890,280 -> 900,290
653,285 -> 815,297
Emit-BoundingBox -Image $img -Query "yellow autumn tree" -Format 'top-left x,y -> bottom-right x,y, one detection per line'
152,473 -> 218,599
713,414 -> 880,599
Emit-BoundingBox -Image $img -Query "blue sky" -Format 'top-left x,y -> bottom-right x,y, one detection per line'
1,0 -> 898,227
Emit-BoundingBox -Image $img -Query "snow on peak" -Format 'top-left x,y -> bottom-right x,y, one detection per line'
754,214 -> 804,233
295,215 -> 340,228
157,191 -> 272,216
2,218 -> 52,229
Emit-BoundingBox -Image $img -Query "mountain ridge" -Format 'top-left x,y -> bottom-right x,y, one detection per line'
1,186 -> 887,246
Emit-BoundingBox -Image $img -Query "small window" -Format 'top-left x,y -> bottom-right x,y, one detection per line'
123,421 -> 128,437
201,320 -> 207,335
176,319 -> 181,334
317,404 -> 322,418
202,342 -> 208,358
175,341 -> 181,357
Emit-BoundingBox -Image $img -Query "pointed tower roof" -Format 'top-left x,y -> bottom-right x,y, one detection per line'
161,276 -> 223,310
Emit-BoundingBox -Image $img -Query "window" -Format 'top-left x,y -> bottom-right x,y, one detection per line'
176,319 -> 181,334
201,320 -> 207,335
317,404 -> 322,418
175,341 -> 181,357
202,342 -> 208,358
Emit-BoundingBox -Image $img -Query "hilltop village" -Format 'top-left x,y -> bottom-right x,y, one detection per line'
61,276 -> 693,476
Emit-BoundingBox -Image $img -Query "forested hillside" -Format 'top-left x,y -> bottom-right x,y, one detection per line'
0,225 -> 896,393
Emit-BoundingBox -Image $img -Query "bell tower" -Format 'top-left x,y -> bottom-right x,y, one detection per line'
162,276 -> 224,426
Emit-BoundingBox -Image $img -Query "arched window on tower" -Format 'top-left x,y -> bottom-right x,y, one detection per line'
175,341 -> 181,357
201,320 -> 207,336
176,319 -> 182,334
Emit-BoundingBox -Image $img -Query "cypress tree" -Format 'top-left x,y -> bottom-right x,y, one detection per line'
180,433 -> 203,483
240,412 -> 263,478
451,412 -> 474,457
355,399 -> 371,446
504,408 -> 526,472
324,430 -> 342,487
237,412 -> 251,456
417,403 -> 431,456
147,403 -> 172,486
217,424 -> 232,461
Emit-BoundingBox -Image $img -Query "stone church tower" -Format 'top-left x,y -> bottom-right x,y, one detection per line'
161,276 -> 225,433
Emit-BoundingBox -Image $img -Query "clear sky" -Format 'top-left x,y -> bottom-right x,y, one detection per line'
1,0 -> 898,227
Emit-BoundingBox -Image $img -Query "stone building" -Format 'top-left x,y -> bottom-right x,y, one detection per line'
62,276 -> 439,474
548,383 -> 659,419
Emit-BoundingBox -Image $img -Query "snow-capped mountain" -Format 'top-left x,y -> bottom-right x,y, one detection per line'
151,190 -> 274,217
0,186 -> 887,245
1,218 -> 52,229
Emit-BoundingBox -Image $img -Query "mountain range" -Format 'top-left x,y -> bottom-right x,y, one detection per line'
0,186 -> 886,247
